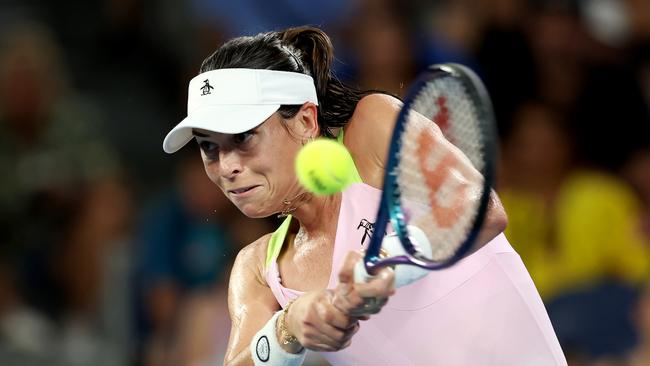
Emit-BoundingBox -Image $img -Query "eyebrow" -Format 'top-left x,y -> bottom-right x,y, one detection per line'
191,129 -> 209,138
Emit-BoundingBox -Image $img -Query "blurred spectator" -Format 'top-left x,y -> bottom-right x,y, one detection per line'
475,0 -> 536,136
527,2 -> 589,110
555,0 -> 650,173
0,21 -> 120,233
84,0 -> 192,194
500,100 -> 650,361
623,148 -> 650,240
342,0 -> 420,97
0,19 -> 134,365
413,0 -> 485,68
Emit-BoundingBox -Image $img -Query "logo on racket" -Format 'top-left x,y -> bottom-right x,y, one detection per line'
200,79 -> 214,96
416,129 -> 468,229
433,96 -> 449,130
357,219 -> 374,246
433,95 -> 457,146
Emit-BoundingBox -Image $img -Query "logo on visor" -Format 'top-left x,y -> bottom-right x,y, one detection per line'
200,79 -> 214,96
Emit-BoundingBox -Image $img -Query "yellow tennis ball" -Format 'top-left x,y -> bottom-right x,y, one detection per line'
295,138 -> 354,195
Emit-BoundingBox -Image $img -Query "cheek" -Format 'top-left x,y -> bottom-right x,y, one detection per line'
266,153 -> 298,188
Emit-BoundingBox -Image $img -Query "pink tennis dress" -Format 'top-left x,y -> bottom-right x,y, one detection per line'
265,158 -> 566,366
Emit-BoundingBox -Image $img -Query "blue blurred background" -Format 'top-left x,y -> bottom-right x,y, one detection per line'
0,0 -> 648,365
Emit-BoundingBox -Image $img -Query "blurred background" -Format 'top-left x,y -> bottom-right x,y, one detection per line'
0,0 -> 647,365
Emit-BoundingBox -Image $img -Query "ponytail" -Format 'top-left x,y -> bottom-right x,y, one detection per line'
279,27 -> 333,101
279,26 -> 370,137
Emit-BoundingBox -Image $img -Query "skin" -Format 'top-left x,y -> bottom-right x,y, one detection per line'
194,94 -> 507,365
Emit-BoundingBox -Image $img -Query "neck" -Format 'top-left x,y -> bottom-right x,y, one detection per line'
282,190 -> 341,237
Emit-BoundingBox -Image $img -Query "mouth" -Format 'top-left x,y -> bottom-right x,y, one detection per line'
227,185 -> 260,196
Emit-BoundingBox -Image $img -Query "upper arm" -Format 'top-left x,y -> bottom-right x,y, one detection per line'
224,236 -> 280,365
343,94 -> 402,189
344,93 -> 479,187
345,93 -> 507,243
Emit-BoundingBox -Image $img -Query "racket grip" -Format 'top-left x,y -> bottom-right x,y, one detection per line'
353,259 -> 374,285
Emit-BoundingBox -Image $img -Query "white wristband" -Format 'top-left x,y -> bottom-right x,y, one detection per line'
250,310 -> 306,366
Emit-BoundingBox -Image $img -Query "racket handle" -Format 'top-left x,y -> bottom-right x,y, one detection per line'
354,226 -> 431,288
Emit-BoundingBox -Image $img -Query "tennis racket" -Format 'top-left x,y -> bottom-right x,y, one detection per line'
357,63 -> 498,284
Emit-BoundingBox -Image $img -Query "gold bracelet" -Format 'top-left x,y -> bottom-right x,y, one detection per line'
278,300 -> 300,345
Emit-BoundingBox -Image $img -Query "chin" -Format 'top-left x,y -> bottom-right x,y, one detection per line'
237,203 -> 273,219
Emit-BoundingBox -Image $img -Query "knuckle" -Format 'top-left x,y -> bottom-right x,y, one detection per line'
322,310 -> 333,323
314,302 -> 327,319
334,329 -> 345,341
299,316 -> 311,327
302,328 -> 313,339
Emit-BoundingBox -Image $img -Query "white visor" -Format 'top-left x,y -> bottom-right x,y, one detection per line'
163,68 -> 319,153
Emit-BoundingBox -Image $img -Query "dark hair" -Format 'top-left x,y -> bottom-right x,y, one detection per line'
199,26 -> 370,138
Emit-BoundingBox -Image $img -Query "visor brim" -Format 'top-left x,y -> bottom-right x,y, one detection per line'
163,104 -> 281,153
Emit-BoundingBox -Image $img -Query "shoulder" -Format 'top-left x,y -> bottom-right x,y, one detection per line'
231,233 -> 273,285
342,93 -> 403,188
355,93 -> 403,117
347,93 -> 402,134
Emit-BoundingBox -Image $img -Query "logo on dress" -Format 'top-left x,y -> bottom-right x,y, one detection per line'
200,79 -> 214,96
256,335 -> 270,362
357,219 -> 374,246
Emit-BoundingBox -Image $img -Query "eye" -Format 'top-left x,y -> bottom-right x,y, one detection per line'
199,140 -> 219,159
233,131 -> 254,145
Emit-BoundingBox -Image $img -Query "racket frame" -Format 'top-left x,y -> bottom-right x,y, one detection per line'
363,63 -> 498,274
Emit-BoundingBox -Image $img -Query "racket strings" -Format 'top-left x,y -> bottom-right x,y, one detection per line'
395,76 -> 486,261
413,78 -> 485,171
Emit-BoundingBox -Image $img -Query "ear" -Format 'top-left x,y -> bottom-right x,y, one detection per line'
295,102 -> 320,139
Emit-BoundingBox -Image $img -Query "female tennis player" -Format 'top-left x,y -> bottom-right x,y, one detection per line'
163,26 -> 566,365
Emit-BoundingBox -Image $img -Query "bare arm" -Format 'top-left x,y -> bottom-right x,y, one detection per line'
224,236 -> 279,366
224,236 -> 374,365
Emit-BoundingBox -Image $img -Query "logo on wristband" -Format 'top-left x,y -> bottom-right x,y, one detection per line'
256,335 -> 270,362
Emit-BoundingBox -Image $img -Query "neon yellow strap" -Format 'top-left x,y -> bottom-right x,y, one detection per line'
266,215 -> 293,267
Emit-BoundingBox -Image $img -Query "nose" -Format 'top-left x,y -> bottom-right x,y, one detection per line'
219,150 -> 243,179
